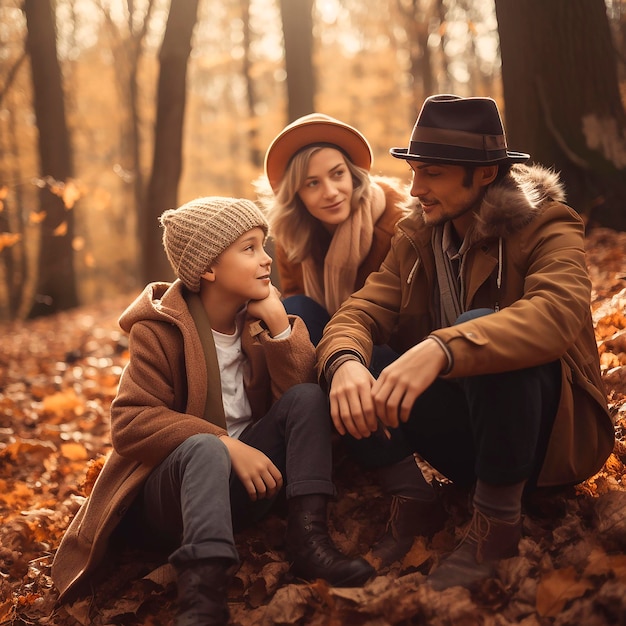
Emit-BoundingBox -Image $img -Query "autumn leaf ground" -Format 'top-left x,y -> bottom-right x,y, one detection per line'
1,227 -> 626,626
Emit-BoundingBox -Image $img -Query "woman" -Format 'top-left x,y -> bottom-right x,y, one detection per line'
258,114 -> 422,569
258,113 -> 408,347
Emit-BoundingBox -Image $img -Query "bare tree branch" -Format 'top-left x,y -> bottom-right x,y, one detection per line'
0,50 -> 28,108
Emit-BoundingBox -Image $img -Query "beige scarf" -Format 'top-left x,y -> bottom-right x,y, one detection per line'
301,182 -> 386,315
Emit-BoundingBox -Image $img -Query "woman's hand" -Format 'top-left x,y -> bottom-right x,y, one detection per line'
218,436 -> 283,501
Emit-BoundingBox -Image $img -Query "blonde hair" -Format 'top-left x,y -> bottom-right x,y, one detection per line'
260,146 -> 372,264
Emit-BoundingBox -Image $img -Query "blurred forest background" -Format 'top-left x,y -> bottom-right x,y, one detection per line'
1,0 -> 626,322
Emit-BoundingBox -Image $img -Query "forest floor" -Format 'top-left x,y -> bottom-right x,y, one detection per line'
1,227 -> 626,626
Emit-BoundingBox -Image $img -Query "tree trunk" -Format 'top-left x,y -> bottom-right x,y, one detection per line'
242,0 -> 262,168
24,0 -> 78,317
495,0 -> 626,231
394,0 -> 435,123
279,0 -> 315,121
142,0 -> 200,285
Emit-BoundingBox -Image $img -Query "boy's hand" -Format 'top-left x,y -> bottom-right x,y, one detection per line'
247,284 -> 290,337
328,360 -> 378,439
218,436 -> 283,501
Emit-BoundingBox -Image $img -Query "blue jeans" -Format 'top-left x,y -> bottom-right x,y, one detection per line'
129,383 -> 335,568
342,309 -> 562,488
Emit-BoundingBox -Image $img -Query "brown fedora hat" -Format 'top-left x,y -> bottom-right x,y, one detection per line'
264,113 -> 373,191
390,94 -> 529,165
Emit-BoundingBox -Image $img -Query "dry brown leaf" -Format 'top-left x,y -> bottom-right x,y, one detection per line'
401,535 -> 432,569
0,597 -> 14,624
536,567 -> 594,617
59,442 -> 88,461
42,389 -> 82,416
245,561 -> 289,608
584,547 -> 626,582
143,563 -> 176,587
593,490 -> 626,551
263,583 -> 319,624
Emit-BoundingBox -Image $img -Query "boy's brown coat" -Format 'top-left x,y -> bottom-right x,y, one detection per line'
52,281 -> 316,598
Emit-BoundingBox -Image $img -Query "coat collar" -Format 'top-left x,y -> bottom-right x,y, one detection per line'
399,163 -> 566,245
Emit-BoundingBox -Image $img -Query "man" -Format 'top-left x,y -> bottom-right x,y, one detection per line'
316,94 -> 614,590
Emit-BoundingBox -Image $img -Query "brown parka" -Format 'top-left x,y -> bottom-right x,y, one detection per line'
52,281 -> 316,598
317,164 -> 613,487
274,179 -> 408,297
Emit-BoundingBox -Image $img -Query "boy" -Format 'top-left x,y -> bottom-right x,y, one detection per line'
52,197 -> 373,625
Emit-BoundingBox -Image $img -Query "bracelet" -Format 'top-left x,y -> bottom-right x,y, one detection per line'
426,334 -> 453,375
325,352 -> 363,385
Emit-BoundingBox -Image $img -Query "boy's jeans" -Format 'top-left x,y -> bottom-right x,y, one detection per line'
133,383 -> 335,567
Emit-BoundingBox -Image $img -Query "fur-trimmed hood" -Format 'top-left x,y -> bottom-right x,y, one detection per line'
474,163 -> 566,241
403,163 -> 567,245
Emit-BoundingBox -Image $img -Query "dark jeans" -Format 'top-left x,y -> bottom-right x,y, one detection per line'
283,294 -> 399,375
130,383 -> 335,568
343,309 -> 562,488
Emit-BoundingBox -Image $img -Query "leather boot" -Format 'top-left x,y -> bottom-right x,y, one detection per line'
371,495 -> 447,567
286,494 -> 374,587
427,508 -> 521,591
371,455 -> 446,567
175,557 -> 236,626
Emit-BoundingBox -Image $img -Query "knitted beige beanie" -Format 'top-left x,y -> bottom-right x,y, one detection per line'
160,196 -> 269,292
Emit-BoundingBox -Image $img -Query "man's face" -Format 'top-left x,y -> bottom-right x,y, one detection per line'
408,162 -> 493,231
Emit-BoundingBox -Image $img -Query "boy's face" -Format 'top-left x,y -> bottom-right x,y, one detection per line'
203,227 -> 272,302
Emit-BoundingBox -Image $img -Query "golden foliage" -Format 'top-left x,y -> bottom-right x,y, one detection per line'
0,232 -> 21,252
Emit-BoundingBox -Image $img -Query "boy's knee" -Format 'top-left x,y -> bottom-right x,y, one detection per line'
178,433 -> 230,468
283,382 -> 326,406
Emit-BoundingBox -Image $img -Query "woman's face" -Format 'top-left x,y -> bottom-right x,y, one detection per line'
297,147 -> 354,232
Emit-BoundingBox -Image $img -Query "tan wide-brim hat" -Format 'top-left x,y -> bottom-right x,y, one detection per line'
264,113 -> 373,191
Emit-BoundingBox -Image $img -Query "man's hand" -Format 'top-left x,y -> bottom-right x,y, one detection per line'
218,436 -> 283,501
328,360 -> 378,439
371,337 -> 448,428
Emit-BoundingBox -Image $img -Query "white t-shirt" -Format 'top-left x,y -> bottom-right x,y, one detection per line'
212,308 -> 291,439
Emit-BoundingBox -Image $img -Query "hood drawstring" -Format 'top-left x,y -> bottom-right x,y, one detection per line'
404,232 -> 503,313
407,258 -> 419,284
495,237 -> 503,312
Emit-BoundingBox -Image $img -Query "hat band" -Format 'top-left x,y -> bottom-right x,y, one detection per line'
411,127 -> 507,153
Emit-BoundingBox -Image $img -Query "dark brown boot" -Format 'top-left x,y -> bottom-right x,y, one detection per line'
175,557 -> 236,626
287,495 -> 374,587
371,495 -> 446,567
427,508 -> 521,591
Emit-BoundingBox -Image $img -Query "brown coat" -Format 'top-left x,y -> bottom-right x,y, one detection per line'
52,281 -> 316,598
317,164 -> 613,487
275,178 -> 407,297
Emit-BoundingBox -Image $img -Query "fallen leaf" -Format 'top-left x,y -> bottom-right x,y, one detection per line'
536,567 -> 594,617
